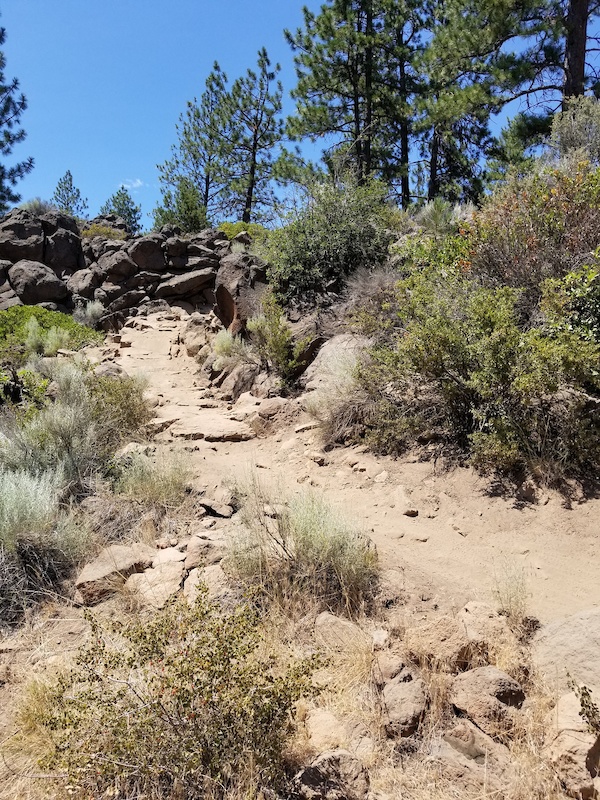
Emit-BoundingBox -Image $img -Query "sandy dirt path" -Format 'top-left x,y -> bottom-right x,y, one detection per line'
109,311 -> 600,625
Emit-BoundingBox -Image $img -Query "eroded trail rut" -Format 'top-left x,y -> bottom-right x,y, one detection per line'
105,309 -> 600,625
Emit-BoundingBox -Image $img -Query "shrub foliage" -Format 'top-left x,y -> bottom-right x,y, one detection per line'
39,592 -> 318,799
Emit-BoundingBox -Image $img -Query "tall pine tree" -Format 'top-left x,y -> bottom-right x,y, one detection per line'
0,25 -> 33,212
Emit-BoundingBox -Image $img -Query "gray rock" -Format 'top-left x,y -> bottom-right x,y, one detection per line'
39,210 -> 80,236
0,209 -> 44,262
66,268 -> 100,299
534,609 -> 600,692
294,749 -> 369,800
97,250 -> 138,281
8,259 -> 68,303
128,234 -> 167,272
75,543 -> 155,604
219,361 -> 260,402
383,676 -> 428,737
45,228 -> 83,274
214,252 -> 267,334
450,666 -> 525,737
155,268 -> 215,298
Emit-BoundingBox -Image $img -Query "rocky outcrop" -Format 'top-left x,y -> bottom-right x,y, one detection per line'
0,209 -> 269,329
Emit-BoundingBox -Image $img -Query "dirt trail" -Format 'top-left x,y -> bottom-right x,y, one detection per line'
110,310 -> 600,625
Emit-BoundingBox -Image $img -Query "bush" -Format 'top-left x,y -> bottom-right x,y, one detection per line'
465,161 -> 600,313
542,261 -> 600,342
229,485 -> 378,616
0,469 -> 90,626
80,223 -> 123,240
0,306 -> 103,365
212,329 -> 254,372
218,220 -> 269,243
72,299 -> 104,328
39,592 -> 319,799
549,95 -> 600,165
264,177 -> 393,303
0,364 -> 151,489
347,265 -> 600,484
247,291 -> 308,383
114,453 -> 192,510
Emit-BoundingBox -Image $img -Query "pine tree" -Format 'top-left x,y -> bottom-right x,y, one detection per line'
100,187 -> 142,234
224,48 -> 284,223
0,25 -> 33,212
153,177 -> 208,232
51,170 -> 88,218
157,63 -> 231,221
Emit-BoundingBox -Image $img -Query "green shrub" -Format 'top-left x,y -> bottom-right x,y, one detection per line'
212,329 -> 254,372
465,162 -> 600,309
218,220 -> 269,243
80,223 -> 123,239
39,592 -> 319,799
0,306 -> 103,365
72,299 -> 105,328
0,365 -> 151,489
542,261 -> 600,342
549,96 -> 600,165
264,177 -> 393,303
0,469 -> 90,626
347,266 -> 600,483
230,485 -> 378,616
247,291 -> 308,383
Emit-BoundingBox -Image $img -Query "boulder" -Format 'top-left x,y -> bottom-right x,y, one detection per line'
0,259 -> 10,283
184,535 -> 225,570
189,228 -> 229,250
301,334 -> 370,393
75,542 -> 155,604
87,214 -> 130,236
154,268 -> 215,298
314,612 -> 368,650
125,561 -> 184,609
219,361 -> 260,402
0,209 -> 44,262
39,210 -> 80,236
383,676 -> 428,737
214,252 -> 267,333
45,228 -> 83,274
306,708 -> 347,751
97,250 -> 138,281
106,289 -> 147,313
534,609 -> 600,692
293,750 -> 369,800
450,666 -> 525,738
183,564 -> 234,606
545,690 -> 600,798
164,236 -> 188,258
404,615 -> 483,672
66,268 -> 100,299
8,259 -> 68,304
128,234 -> 167,272
182,314 -> 210,357
0,280 -> 21,310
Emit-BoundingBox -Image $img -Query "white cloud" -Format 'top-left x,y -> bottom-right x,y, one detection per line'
120,178 -> 145,191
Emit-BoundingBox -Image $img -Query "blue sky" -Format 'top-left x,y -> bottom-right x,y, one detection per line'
1,0 -> 320,227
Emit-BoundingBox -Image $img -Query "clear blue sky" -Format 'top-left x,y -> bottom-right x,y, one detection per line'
1,0 -> 320,227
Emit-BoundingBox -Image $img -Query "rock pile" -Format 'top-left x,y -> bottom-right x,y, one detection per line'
0,208 -> 267,333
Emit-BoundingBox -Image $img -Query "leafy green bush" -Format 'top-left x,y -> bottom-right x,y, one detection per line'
39,592 -> 318,799
347,265 -> 600,483
549,96 -> 600,165
542,261 -> 600,342
218,220 -> 269,243
247,291 -> 308,383
264,177 -> 393,303
230,485 -> 378,616
0,306 -> 103,365
212,329 -> 254,372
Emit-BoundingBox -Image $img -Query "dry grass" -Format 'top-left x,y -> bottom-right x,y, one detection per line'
228,476 -> 378,618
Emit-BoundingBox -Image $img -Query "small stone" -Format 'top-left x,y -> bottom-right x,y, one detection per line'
374,470 -> 389,483
403,508 -> 419,517
372,629 -> 390,650
308,451 -> 327,466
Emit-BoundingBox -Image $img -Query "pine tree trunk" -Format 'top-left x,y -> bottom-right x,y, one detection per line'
364,2 -> 374,178
563,0 -> 589,102
428,130 -> 440,201
243,141 -> 258,224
